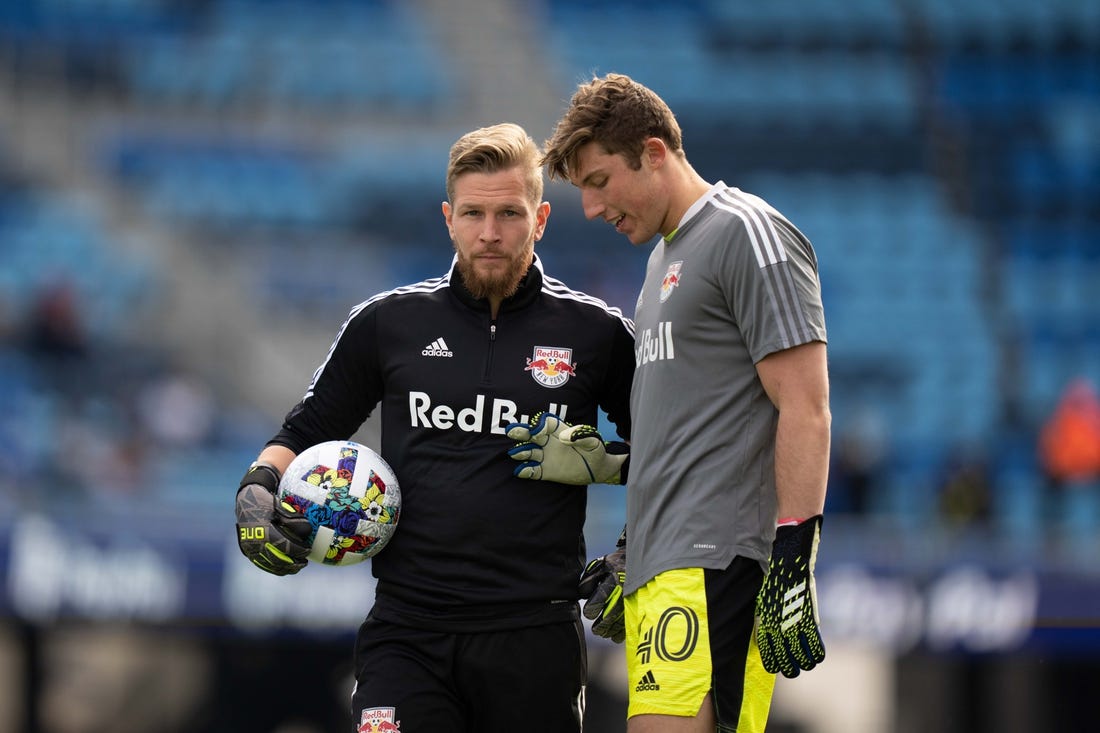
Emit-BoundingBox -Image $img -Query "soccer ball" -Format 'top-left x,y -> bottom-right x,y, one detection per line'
277,440 -> 401,566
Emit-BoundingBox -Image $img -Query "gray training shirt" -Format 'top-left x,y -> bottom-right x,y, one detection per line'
625,182 -> 827,595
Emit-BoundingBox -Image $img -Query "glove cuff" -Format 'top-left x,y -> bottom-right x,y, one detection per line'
239,461 -> 281,495
777,512 -> 821,533
772,514 -> 823,571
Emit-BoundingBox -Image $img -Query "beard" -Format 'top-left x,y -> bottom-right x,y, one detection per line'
455,243 -> 534,302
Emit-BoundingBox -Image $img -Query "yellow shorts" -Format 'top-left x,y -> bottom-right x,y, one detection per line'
624,561 -> 775,731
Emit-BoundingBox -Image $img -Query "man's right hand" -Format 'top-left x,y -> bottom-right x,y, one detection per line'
506,412 -> 629,485
235,462 -> 313,576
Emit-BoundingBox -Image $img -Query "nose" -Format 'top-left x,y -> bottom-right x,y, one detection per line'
581,189 -> 604,221
479,218 -> 501,242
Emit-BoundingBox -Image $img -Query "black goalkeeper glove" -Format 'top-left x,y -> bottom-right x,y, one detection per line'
506,412 -> 629,485
235,461 -> 313,576
578,526 -> 627,643
754,514 -> 826,678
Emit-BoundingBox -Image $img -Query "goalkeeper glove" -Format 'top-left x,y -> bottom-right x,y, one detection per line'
578,526 -> 627,643
505,412 -> 629,485
754,514 -> 826,678
235,461 -> 313,576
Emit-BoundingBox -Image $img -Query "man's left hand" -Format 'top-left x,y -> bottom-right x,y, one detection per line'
578,526 -> 627,643
754,515 -> 826,678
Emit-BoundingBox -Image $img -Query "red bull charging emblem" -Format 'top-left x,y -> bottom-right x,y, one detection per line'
660,260 -> 683,303
358,707 -> 400,732
524,346 -> 577,388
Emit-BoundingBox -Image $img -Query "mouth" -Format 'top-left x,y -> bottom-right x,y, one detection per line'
611,214 -> 625,231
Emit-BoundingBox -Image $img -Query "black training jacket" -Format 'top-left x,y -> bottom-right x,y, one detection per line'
269,255 -> 635,632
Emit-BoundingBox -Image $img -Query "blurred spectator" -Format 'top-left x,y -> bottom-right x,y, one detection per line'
1038,378 -> 1100,489
18,278 -> 101,405
1037,378 -> 1100,535
21,279 -> 88,362
936,443 -> 993,527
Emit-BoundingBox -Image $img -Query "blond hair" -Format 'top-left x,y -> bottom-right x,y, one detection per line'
446,123 -> 545,204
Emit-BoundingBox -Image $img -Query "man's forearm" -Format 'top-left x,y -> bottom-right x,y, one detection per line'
773,405 -> 831,520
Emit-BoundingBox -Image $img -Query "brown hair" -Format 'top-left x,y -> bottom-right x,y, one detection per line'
446,123 -> 544,205
542,73 -> 683,181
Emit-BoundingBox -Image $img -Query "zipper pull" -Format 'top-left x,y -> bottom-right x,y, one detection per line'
490,322 -> 497,341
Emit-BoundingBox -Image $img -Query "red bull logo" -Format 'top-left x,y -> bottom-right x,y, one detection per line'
525,346 -> 577,389
359,707 -> 400,732
659,260 -> 683,303
637,321 -> 675,367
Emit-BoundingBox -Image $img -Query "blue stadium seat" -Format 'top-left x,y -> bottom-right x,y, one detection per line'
701,0 -> 905,49
1058,480 -> 1100,542
995,469 -> 1045,541
119,0 -> 451,111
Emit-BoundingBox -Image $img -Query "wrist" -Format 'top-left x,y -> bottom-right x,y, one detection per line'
776,513 -> 823,528
616,452 -> 630,484
239,461 -> 281,495
773,514 -> 823,546
604,442 -> 630,484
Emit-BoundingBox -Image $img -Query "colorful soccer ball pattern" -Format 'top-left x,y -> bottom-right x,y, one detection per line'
277,440 -> 401,566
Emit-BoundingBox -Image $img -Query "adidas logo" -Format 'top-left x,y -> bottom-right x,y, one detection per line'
421,337 -> 453,358
635,670 -> 660,692
781,580 -> 808,632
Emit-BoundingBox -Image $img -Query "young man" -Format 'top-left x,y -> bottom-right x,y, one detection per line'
513,74 -> 831,732
234,123 -> 635,732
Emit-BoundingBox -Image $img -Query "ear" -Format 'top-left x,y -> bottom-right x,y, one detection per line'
642,137 -> 668,170
533,201 -> 551,241
441,201 -> 454,237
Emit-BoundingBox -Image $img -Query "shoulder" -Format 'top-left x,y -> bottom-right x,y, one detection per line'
707,186 -> 783,222
700,187 -> 813,268
346,273 -> 450,319
330,274 -> 451,346
703,188 -> 783,240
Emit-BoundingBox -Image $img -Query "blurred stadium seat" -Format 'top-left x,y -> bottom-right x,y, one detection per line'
0,0 -> 1096,570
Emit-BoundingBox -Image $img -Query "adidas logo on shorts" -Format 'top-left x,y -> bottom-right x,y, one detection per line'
635,670 -> 660,692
